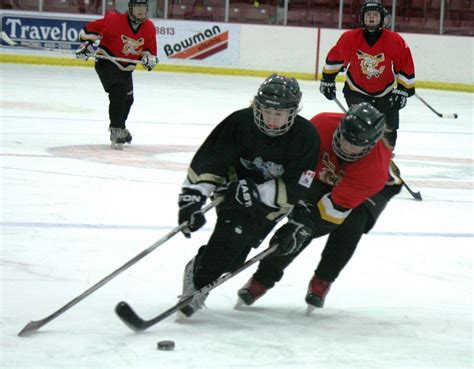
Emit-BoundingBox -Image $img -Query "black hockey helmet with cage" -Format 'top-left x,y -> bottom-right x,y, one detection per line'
253,74 -> 302,137
333,102 -> 386,161
129,0 -> 148,23
359,0 -> 385,32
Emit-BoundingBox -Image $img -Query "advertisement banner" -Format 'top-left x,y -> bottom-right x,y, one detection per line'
154,19 -> 240,66
1,13 -> 89,51
0,11 -> 241,67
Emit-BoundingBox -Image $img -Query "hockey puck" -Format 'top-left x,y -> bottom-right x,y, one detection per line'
157,340 -> 175,351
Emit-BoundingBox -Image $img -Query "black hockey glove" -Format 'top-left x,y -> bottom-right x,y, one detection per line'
178,188 -> 207,238
271,203 -> 314,256
319,79 -> 336,100
271,220 -> 313,256
75,42 -> 94,61
218,179 -> 260,215
389,88 -> 408,110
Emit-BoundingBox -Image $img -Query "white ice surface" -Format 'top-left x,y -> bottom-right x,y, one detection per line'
0,64 -> 473,369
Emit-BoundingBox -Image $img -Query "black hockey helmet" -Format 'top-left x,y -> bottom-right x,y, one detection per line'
129,0 -> 148,24
333,102 -> 385,161
253,74 -> 302,137
359,0 -> 385,32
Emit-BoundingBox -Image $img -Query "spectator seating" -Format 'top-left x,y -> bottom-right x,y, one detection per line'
1,0 -> 472,36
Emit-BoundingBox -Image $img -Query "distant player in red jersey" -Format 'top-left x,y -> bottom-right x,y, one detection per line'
236,102 -> 399,313
75,0 -> 158,149
320,0 -> 415,148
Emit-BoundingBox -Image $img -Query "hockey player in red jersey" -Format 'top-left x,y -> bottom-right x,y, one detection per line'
320,0 -> 415,148
75,0 -> 158,149
236,102 -> 397,312
175,74 -> 321,318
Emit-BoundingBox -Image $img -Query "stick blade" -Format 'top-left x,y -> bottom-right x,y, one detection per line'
18,320 -> 45,337
413,191 -> 422,201
115,301 -> 147,332
442,113 -> 458,119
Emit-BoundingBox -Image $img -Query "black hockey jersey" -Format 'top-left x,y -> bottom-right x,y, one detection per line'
184,107 -> 320,215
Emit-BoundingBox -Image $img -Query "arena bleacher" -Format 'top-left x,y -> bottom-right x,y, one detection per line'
2,0 -> 473,36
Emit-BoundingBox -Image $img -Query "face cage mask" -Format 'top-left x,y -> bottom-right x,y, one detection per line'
253,102 -> 298,137
129,4 -> 148,24
332,128 -> 374,162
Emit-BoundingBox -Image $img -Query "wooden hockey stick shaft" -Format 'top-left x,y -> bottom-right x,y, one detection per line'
334,97 -> 348,113
17,197 -> 223,337
1,31 -> 143,65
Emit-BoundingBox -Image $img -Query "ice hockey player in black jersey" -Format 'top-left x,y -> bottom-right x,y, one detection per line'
176,74 -> 321,318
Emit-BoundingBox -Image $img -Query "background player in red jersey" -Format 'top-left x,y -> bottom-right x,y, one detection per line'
320,0 -> 415,148
236,102 -> 397,313
75,0 -> 158,149
175,74 -> 321,318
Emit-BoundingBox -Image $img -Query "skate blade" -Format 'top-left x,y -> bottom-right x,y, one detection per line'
175,311 -> 190,322
306,305 -> 316,316
111,142 -> 124,150
234,298 -> 246,310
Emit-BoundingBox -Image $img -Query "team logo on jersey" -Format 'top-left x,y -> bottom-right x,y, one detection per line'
357,50 -> 386,79
121,35 -> 144,55
240,156 -> 284,180
319,152 -> 344,186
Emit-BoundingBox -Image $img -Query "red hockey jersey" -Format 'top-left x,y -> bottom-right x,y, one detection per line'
322,29 -> 415,97
80,12 -> 157,72
311,112 -> 391,214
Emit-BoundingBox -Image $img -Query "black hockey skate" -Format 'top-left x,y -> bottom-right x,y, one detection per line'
110,128 -> 132,150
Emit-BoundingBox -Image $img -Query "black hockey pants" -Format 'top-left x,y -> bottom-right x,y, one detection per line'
193,203 -> 279,290
95,60 -> 134,129
343,88 -> 399,147
253,182 -> 402,286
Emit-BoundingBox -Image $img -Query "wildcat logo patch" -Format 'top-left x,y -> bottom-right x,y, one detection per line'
357,50 -> 385,79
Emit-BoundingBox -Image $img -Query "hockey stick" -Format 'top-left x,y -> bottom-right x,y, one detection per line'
333,97 -> 422,201
415,94 -> 458,119
1,31 -> 143,65
401,180 -> 422,201
334,97 -> 348,113
390,160 -> 422,201
17,197 -> 223,337
115,244 -> 279,332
